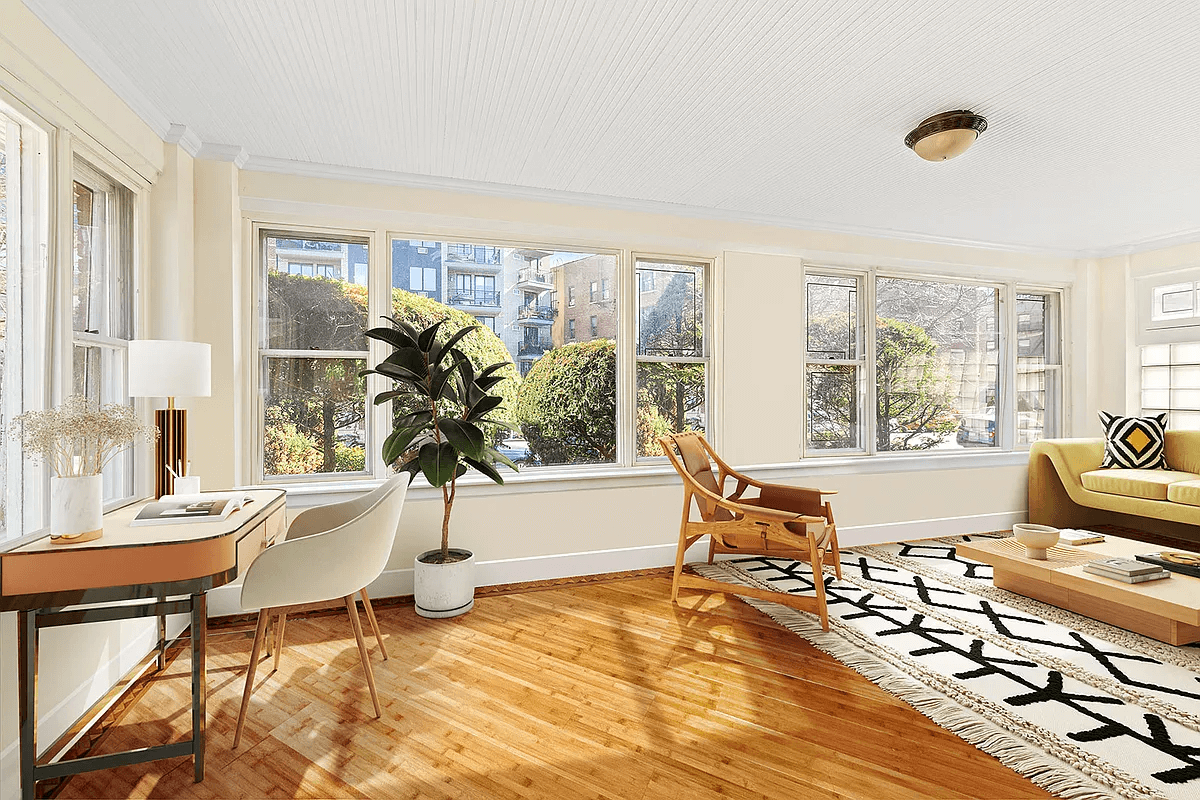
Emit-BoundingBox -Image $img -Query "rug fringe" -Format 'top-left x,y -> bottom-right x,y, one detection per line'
693,562 -> 1151,800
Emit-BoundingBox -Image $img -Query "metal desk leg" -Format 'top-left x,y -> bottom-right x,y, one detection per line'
157,590 -> 168,670
191,592 -> 207,782
18,609 -> 37,800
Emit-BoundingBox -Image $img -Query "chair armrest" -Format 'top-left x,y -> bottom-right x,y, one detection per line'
689,479 -> 824,524
286,496 -> 362,540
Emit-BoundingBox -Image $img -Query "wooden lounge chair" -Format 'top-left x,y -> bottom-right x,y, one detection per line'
659,431 -> 841,630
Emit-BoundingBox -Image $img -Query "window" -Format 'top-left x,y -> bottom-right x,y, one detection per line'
803,270 -> 1061,456
1141,343 -> 1200,430
568,318 -> 575,339
590,315 -> 598,337
602,278 -> 610,300
804,273 -> 863,451
72,156 -> 135,503
590,281 -> 598,302
568,286 -> 576,307
1,105 -> 50,538
261,232 -> 369,478
475,315 -> 496,333
635,259 -> 708,458
1016,292 -> 1063,445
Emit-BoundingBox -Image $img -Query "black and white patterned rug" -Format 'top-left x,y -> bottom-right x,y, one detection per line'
694,535 -> 1200,800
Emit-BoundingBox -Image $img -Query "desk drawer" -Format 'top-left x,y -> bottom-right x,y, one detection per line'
235,507 -> 286,575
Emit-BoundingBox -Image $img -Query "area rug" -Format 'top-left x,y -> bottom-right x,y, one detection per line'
693,535 -> 1200,800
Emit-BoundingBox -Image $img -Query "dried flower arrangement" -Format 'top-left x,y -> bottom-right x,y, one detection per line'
9,395 -> 158,477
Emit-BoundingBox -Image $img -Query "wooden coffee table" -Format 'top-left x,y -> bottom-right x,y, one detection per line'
956,534 -> 1200,646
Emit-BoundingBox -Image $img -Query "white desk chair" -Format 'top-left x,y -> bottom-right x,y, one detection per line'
232,473 -> 410,747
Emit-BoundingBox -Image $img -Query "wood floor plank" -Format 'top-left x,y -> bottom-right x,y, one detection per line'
56,574 -> 1052,799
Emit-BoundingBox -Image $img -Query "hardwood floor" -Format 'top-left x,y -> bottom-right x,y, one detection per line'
56,573 -> 1051,799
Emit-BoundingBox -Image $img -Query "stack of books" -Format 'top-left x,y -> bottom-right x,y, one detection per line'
1058,529 -> 1105,545
1083,557 -> 1170,584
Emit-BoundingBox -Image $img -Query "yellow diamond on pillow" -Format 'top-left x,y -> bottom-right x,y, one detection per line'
1123,427 -> 1152,453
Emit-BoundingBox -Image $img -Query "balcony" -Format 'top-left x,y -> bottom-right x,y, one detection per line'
445,247 -> 503,274
448,289 -> 501,309
517,304 -> 556,325
516,267 -> 554,291
275,239 -> 343,253
518,341 -> 551,359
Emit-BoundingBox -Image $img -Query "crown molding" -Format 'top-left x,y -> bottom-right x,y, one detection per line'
1074,227 -> 1200,260
164,123 -> 201,157
195,142 -> 248,169
240,154 -> 1087,258
22,0 -> 172,139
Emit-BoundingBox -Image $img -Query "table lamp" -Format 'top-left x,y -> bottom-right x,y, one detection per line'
128,340 -> 212,497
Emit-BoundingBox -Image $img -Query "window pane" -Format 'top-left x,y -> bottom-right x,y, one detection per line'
73,344 -> 132,501
1015,292 -> 1061,444
1172,342 -> 1200,364
876,278 -> 999,451
263,357 -> 367,476
636,362 -> 706,456
265,235 -> 369,351
806,275 -> 858,360
636,261 -> 704,358
1143,344 -> 1171,366
1152,282 -> 1195,321
389,241 -> 618,467
72,165 -> 132,338
806,364 -> 859,450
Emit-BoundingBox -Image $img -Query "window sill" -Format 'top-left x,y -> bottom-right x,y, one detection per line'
248,449 -> 1031,508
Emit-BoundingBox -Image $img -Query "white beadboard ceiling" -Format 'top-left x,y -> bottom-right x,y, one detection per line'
23,0 -> 1200,255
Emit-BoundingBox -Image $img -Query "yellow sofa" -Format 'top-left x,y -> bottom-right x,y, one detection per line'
1029,431 -> 1200,544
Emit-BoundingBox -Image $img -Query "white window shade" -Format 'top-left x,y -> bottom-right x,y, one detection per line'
1137,267 -> 1200,345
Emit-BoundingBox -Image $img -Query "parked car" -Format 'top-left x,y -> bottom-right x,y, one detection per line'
956,411 -> 996,446
496,436 -> 534,466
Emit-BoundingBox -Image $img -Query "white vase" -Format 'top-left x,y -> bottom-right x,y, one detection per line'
413,548 -> 476,618
50,475 -> 104,543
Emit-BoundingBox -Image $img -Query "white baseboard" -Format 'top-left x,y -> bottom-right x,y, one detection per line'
206,510 -> 1025,617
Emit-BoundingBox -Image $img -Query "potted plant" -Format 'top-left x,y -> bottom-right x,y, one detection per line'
9,395 -> 157,544
364,317 -> 518,618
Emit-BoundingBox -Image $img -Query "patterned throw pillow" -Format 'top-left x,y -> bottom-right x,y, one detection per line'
1099,411 -> 1170,469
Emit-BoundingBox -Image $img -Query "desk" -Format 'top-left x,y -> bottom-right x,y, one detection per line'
0,489 -> 286,800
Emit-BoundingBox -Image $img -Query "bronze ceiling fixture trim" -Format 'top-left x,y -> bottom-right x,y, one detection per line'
905,110 -> 988,161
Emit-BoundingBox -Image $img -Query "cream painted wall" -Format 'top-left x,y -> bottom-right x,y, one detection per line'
147,142 -> 195,339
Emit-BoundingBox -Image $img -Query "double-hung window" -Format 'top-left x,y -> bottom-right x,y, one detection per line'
634,258 -> 709,458
803,268 -> 1061,456
1,103 -> 50,537
71,156 -> 135,504
260,231 -> 370,479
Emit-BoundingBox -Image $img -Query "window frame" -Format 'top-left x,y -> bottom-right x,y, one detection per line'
800,263 -> 1065,460
632,254 -> 713,463
254,226 -> 377,485
68,153 -> 138,508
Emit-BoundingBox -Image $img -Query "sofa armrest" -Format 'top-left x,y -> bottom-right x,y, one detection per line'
1030,438 -> 1105,488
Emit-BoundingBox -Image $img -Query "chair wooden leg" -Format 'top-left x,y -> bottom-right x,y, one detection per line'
344,595 -> 381,718
233,609 -> 270,749
707,536 -> 717,564
829,526 -> 843,580
672,492 -> 693,603
808,536 -> 830,632
272,612 -> 287,673
360,588 -> 387,660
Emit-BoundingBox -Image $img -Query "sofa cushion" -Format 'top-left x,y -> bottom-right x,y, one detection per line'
1167,480 -> 1200,506
1080,469 -> 1200,500
1098,411 -> 1170,469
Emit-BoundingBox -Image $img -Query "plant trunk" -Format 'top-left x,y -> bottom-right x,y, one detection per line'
441,479 -> 453,561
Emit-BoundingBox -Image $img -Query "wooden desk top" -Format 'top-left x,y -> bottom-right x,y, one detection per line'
957,534 -> 1200,626
0,490 -> 286,607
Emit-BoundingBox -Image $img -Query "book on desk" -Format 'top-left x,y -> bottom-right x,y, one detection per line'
130,492 -> 255,526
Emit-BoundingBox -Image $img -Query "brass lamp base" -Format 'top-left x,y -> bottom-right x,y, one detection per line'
155,408 -> 188,498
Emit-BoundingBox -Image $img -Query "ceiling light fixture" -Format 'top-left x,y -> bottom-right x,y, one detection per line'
904,110 -> 988,162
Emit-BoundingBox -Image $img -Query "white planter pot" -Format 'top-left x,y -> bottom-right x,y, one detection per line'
413,548 -> 476,618
50,475 -> 104,544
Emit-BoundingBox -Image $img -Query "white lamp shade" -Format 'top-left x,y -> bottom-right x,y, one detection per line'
128,340 -> 212,399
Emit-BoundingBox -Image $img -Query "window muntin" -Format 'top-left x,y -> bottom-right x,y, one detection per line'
71,156 -> 135,504
634,259 -> 708,458
261,232 -> 370,478
1141,343 -> 1200,430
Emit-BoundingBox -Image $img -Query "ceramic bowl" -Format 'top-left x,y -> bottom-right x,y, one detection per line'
1012,523 -> 1060,560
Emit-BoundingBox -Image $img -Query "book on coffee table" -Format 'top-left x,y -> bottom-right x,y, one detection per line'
1087,557 -> 1163,576
1083,565 -> 1171,584
1058,529 -> 1105,545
